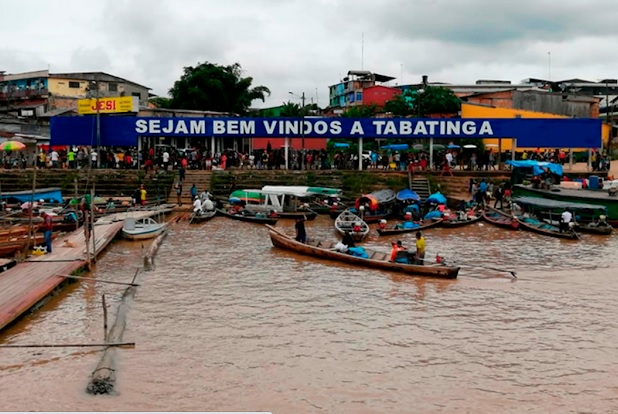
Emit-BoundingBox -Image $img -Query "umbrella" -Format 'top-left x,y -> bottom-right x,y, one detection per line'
447,144 -> 460,149
486,144 -> 499,147
333,143 -> 350,148
463,144 -> 477,149
432,144 -> 445,149
0,141 -> 26,151
412,144 -> 425,150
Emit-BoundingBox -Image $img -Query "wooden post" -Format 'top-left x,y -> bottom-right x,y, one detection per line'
102,294 -> 108,340
23,168 -> 37,259
90,188 -> 96,261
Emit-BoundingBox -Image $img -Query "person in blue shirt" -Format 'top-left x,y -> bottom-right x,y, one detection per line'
190,184 -> 198,199
478,179 -> 488,205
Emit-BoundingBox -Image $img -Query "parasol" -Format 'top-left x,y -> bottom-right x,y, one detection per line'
0,141 -> 26,151
463,144 -> 477,149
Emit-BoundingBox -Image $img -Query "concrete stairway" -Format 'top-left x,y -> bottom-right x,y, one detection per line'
168,170 -> 212,205
410,177 -> 431,202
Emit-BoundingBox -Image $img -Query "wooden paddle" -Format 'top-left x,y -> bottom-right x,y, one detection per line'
433,253 -> 517,278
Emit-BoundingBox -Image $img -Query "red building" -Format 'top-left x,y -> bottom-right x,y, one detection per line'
252,137 -> 327,151
362,85 -> 401,108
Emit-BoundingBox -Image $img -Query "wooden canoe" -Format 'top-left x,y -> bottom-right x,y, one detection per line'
266,225 -> 459,279
540,218 -> 613,236
442,214 -> 483,228
0,225 -> 33,238
377,218 -> 443,236
334,210 -> 369,242
246,208 -> 317,221
189,209 -> 217,224
482,207 -> 520,230
216,209 -> 279,225
516,216 -> 580,240
576,223 -> 613,235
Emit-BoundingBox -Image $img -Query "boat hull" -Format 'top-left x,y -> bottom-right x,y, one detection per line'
516,216 -> 579,240
442,215 -> 482,228
334,211 -> 369,242
267,225 -> 459,279
189,209 -> 216,224
122,226 -> 165,240
482,207 -> 519,230
377,219 -> 443,236
216,209 -> 279,225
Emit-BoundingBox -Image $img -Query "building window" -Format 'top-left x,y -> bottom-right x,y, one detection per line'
132,92 -> 142,100
109,83 -> 118,92
68,81 -> 80,88
356,92 -> 363,101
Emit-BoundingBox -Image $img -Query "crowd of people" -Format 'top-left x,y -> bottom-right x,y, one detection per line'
1,143 -> 612,173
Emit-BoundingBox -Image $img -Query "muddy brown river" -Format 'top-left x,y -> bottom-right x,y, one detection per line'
1,216 -> 617,413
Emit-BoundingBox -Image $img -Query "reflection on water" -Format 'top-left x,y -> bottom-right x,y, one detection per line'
1,216 -> 618,413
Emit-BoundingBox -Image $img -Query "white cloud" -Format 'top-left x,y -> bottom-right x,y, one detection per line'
1,0 -> 617,108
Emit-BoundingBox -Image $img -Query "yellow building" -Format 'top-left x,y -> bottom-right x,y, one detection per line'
461,102 -> 609,150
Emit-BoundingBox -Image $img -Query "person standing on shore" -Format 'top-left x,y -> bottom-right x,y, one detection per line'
39,210 -> 54,254
175,181 -> 183,206
140,185 -> 147,206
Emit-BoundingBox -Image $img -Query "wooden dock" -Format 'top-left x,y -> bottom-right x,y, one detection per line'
0,210 -> 167,332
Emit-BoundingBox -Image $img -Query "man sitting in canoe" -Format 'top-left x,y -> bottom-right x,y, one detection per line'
390,240 -> 410,264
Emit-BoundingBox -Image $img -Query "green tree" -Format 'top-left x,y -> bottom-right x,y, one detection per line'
341,104 -> 378,118
168,62 -> 270,114
383,92 -> 416,116
418,86 -> 461,116
148,97 -> 172,109
279,101 -> 312,117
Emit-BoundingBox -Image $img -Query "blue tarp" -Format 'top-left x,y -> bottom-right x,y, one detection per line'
380,144 -> 409,151
0,187 -> 64,204
396,189 -> 421,202
506,160 -> 563,176
425,192 -> 447,204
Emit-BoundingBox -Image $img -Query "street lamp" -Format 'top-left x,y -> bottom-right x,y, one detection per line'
289,91 -> 306,169
416,88 -> 425,117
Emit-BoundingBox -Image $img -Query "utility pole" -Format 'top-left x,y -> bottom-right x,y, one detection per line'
95,79 -> 101,168
301,92 -> 306,170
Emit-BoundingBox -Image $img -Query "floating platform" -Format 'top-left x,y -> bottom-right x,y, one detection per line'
0,210 -> 164,332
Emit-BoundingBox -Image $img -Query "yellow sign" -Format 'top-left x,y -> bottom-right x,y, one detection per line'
78,96 -> 139,115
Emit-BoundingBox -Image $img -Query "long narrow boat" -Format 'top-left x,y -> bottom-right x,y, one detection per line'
189,209 -> 217,224
442,213 -> 483,228
334,210 -> 369,242
482,207 -> 520,230
377,218 -> 443,236
266,225 -> 459,279
515,215 -> 579,240
216,209 -> 278,225
540,218 -> 613,236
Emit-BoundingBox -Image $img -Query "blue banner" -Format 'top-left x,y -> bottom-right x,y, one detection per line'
51,116 -> 602,148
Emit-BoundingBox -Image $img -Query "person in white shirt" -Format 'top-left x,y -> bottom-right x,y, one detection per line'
50,151 -> 59,168
162,151 -> 170,170
560,209 -> 573,233
193,196 -> 202,214
90,151 -> 98,168
202,198 -> 214,211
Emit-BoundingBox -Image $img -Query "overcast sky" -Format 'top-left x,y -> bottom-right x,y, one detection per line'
2,0 -> 617,108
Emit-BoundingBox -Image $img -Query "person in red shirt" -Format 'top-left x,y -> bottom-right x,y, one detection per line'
39,210 -> 54,254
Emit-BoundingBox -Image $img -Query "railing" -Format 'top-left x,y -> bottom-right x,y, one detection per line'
0,88 -> 48,100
